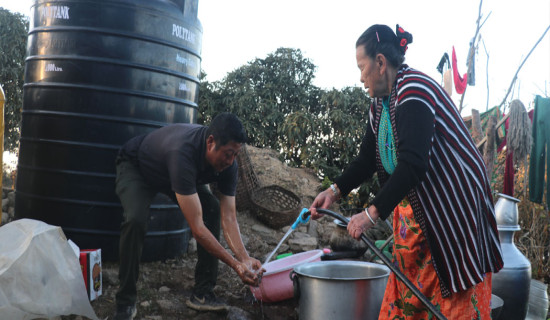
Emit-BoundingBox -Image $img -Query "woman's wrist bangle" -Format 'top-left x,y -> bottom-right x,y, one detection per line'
364,208 -> 376,225
330,184 -> 339,198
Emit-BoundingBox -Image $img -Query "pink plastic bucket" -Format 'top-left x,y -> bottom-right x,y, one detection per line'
250,249 -> 323,302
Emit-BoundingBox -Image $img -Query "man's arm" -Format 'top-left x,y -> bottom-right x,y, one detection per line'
219,194 -> 252,262
175,192 -> 261,285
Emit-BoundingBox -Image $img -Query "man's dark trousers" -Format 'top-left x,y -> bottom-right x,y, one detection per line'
114,156 -> 220,306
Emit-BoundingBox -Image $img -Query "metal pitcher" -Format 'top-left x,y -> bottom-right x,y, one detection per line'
492,193 -> 532,320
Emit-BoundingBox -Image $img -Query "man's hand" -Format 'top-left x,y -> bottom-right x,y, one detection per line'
234,257 -> 265,287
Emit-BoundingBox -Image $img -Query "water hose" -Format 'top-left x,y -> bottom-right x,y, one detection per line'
310,208 -> 448,320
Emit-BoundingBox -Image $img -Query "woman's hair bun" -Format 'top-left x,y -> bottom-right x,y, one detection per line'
395,24 -> 413,54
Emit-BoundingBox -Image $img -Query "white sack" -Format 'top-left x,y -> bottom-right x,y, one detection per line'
0,218 -> 98,320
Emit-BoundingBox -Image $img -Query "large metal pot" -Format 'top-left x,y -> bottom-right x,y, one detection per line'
291,261 -> 390,320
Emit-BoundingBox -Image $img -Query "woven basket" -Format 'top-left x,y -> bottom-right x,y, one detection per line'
235,145 -> 261,211
251,185 -> 302,229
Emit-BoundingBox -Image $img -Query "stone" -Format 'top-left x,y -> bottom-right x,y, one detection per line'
290,231 -> 308,239
227,306 -> 254,320
2,212 -> 9,224
277,243 -> 289,253
7,191 -> 15,207
251,223 -> 276,236
2,198 -> 9,212
158,286 -> 170,293
140,300 -> 152,308
101,268 -> 118,286
288,236 -> 318,252
156,299 -> 177,310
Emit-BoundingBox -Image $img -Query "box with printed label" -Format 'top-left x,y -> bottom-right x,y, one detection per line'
79,249 -> 102,301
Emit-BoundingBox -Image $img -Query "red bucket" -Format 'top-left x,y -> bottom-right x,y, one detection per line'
250,250 -> 323,302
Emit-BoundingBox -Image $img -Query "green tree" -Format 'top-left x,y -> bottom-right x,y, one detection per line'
311,87 -> 371,178
206,47 -> 321,150
0,8 -> 28,152
197,70 -> 225,125
199,48 -> 372,178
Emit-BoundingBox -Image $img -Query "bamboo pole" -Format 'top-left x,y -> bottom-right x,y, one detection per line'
471,109 -> 483,145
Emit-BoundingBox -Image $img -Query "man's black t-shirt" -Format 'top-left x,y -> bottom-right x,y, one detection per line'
119,124 -> 238,196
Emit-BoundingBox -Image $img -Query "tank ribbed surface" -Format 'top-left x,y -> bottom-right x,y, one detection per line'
15,0 -> 202,261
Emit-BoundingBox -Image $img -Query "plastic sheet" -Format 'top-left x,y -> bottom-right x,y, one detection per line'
0,219 -> 98,319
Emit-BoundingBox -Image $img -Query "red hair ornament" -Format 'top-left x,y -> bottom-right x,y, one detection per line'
396,24 -> 410,54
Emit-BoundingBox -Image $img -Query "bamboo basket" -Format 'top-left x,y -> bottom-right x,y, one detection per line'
251,185 -> 302,229
235,145 -> 261,211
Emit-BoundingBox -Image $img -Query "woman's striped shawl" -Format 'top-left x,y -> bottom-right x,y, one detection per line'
371,65 -> 504,297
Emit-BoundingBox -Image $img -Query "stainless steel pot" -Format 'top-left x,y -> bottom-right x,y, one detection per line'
291,260 -> 389,320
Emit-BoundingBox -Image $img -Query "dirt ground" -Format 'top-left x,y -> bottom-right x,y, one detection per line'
90,216 -> 301,320
74,146 -> 335,320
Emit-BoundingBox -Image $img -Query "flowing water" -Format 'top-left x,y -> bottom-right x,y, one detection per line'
263,228 -> 294,265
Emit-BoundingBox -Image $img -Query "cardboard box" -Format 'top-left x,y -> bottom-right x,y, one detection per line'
79,249 -> 102,301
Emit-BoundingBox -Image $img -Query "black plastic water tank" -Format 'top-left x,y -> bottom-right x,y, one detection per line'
15,0 -> 202,261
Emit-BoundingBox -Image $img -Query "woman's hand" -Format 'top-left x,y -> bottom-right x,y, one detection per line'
347,206 -> 379,239
309,186 -> 339,220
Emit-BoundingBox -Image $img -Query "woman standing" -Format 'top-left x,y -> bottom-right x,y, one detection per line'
309,24 -> 503,319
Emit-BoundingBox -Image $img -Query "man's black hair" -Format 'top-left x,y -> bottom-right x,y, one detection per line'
205,112 -> 247,146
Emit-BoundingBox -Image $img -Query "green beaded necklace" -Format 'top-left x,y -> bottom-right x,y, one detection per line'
378,96 -> 397,174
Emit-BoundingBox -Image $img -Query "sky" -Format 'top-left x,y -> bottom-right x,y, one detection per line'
2,0 -> 549,116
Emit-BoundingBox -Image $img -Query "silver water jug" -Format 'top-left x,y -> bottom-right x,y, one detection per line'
492,193 -> 532,320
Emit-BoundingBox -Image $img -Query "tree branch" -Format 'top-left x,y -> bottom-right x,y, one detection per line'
497,24 -> 550,110
459,0 -> 489,113
481,37 -> 490,111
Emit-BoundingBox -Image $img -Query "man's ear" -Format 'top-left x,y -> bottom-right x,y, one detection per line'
206,135 -> 215,149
